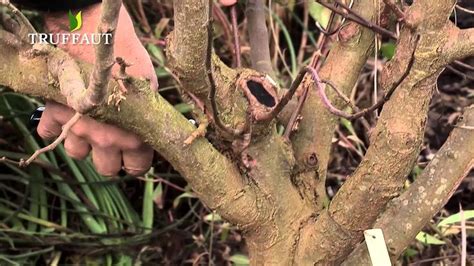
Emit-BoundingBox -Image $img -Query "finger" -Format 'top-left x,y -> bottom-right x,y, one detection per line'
36,103 -> 64,139
122,145 -> 154,176
91,147 -> 122,177
220,0 -> 237,6
67,115 -> 104,140
77,118 -> 144,151
64,133 -> 91,160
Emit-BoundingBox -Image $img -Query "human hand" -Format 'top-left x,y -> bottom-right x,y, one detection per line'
37,101 -> 154,176
37,3 -> 156,176
220,0 -> 237,6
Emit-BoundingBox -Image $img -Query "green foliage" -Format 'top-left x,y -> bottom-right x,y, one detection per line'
416,210 -> 474,247
271,11 -> 297,79
403,248 -> 419,259
410,165 -> 423,180
308,2 -> 331,28
172,192 -> 196,208
380,42 -> 396,60
0,92 -> 149,264
204,213 -> 222,222
174,103 -> 192,114
438,210 -> 474,227
416,231 -> 446,245
230,254 -> 250,265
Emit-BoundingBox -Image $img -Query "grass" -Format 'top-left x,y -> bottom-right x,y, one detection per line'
0,89 -> 246,265
0,91 -> 152,265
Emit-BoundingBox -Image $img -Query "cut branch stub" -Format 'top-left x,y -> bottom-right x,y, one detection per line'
236,74 -> 278,122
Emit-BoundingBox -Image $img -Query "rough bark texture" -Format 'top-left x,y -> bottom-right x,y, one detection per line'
1,0 -> 474,264
293,0 -> 460,264
166,0 -> 209,98
344,106 -> 474,265
0,43 -> 261,227
86,0 -> 122,108
291,0 -> 378,212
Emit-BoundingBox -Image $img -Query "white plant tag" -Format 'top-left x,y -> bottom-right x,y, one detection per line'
364,228 -> 392,266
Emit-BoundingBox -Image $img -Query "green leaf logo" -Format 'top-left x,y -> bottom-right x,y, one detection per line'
68,10 -> 82,32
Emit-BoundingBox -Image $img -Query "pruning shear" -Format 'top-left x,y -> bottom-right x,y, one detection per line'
29,106 -> 198,128
29,106 -> 45,128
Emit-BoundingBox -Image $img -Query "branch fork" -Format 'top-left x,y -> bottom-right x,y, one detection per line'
2,0 -> 123,166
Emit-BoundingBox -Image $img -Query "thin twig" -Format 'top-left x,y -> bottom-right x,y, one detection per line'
316,0 -> 398,40
0,156 -> 20,165
455,125 -> 474,130
212,4 -> 235,64
20,113 -> 82,166
446,65 -> 474,81
261,68 -> 307,121
305,35 -> 419,121
151,176 -> 186,192
315,0 -> 353,37
85,0 -> 122,107
297,1 -> 309,65
184,114 -> 209,146
320,79 -> 354,108
283,85 -> 308,139
324,79 -> 372,132
0,0 -> 37,42
268,0 -> 292,78
208,211 -> 215,266
381,0 -> 406,21
460,204 -> 467,266
428,223 -> 462,256
456,4 -> 474,15
453,60 -> 474,72
230,5 -> 241,67
135,0 -> 152,33
116,56 -> 132,79
285,14 -> 339,138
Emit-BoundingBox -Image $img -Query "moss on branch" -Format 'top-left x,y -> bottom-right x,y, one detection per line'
0,41 -> 261,227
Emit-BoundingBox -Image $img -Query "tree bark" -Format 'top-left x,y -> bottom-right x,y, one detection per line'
344,105 -> 474,265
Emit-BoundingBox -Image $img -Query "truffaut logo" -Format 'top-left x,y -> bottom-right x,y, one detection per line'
68,10 -> 82,32
28,10 -> 112,45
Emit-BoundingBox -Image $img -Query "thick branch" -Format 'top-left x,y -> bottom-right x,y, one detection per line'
291,0 -> 379,211
296,68 -> 439,265
84,0 -> 122,108
166,0 -> 209,98
244,132 -> 314,265
0,42 -> 260,228
246,0 -> 275,78
294,0 -> 458,263
344,105 -> 474,265
166,0 -> 252,136
445,27 -> 474,63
